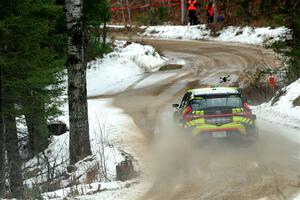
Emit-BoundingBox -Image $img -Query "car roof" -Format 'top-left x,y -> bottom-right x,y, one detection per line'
187,87 -> 241,96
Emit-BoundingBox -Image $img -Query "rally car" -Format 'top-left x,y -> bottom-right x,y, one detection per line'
173,87 -> 258,141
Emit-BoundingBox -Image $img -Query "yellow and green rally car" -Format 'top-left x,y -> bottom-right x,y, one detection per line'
173,87 -> 258,141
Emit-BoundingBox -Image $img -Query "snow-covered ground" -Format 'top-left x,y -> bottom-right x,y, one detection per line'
22,41 -> 171,199
215,26 -> 290,45
141,25 -> 290,45
142,25 -> 211,40
252,78 -> 300,143
87,41 -> 167,96
23,98 -> 143,198
38,98 -> 147,199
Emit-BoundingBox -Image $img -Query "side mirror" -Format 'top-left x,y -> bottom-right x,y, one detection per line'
172,103 -> 179,108
251,114 -> 257,120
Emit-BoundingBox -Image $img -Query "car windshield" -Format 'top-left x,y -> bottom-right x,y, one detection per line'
191,95 -> 243,110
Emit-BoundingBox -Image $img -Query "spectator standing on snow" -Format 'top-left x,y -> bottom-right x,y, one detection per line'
188,0 -> 198,25
206,2 -> 214,23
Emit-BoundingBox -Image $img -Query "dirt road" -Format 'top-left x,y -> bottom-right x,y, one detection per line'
92,39 -> 300,200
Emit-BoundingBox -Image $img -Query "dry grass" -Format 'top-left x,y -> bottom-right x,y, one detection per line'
271,89 -> 286,106
23,168 -> 42,179
85,166 -> 100,184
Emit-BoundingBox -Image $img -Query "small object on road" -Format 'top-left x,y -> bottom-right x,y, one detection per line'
220,75 -> 231,83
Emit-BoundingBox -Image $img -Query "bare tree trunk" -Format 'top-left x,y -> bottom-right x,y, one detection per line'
3,100 -> 23,198
65,0 -> 92,165
0,66 -> 5,197
181,0 -> 185,24
214,0 -> 218,23
243,0 -> 250,25
102,21 -> 108,46
225,0 -> 229,18
126,0 -> 131,26
120,0 -> 126,25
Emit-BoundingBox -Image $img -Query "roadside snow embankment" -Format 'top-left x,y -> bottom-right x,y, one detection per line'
24,99 -> 139,185
87,41 -> 166,96
215,26 -> 290,45
142,25 -> 211,40
141,25 -> 290,45
37,99 -> 144,199
252,78 -> 300,142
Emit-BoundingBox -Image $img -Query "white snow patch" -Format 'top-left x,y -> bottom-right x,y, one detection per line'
142,25 -> 290,45
142,25 -> 211,40
252,78 -> 300,142
87,41 -> 166,96
215,26 -> 290,45
42,181 -> 133,200
24,98 -> 143,194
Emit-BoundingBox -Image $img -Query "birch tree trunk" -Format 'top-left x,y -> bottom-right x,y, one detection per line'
120,0 -> 126,25
181,0 -> 185,24
126,0 -> 131,26
4,100 -> 23,198
65,0 -> 91,165
226,0 -> 229,18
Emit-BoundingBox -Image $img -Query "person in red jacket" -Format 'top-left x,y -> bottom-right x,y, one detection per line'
206,2 -> 214,23
188,0 -> 198,25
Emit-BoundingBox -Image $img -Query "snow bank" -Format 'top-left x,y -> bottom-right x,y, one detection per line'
252,78 -> 300,141
215,26 -> 290,45
24,98 -> 143,198
141,25 -> 290,45
87,41 -> 166,96
42,180 -> 139,200
142,25 -> 211,40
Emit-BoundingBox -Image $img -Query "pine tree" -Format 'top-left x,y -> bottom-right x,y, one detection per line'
0,0 -> 66,157
286,1 -> 300,81
270,0 -> 300,82
85,0 -> 112,62
0,64 -> 5,198
3,97 -> 23,198
99,0 -> 111,46
0,0 -> 66,196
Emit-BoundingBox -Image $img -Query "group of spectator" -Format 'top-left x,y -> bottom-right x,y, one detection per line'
188,0 -> 223,25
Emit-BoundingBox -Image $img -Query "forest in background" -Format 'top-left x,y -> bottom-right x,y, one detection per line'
111,0 -> 299,27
